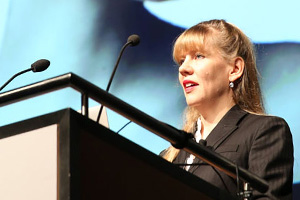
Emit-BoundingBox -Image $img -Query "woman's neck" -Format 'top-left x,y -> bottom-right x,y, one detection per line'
197,101 -> 235,137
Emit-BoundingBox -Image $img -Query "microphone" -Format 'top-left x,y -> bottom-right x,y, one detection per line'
127,34 -> 140,46
31,59 -> 50,72
96,34 -> 140,123
0,59 -> 50,92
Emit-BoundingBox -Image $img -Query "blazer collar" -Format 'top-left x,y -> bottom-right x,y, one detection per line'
205,105 -> 248,150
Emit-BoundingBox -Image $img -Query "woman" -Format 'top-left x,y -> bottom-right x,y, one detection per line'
162,19 -> 293,199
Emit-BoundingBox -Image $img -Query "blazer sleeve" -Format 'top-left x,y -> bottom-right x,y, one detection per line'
248,116 -> 294,200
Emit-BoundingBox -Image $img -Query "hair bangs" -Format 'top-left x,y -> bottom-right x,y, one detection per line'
173,30 -> 207,65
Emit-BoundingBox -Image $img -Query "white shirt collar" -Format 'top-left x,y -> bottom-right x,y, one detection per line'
195,117 -> 210,141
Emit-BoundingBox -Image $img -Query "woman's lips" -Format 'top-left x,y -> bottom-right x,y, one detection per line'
183,80 -> 199,93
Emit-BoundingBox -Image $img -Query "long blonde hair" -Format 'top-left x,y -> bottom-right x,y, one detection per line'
163,19 -> 265,162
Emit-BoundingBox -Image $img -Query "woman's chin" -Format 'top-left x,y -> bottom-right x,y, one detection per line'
186,101 -> 201,108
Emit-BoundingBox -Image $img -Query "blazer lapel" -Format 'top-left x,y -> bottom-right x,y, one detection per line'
187,106 -> 248,173
206,105 -> 248,150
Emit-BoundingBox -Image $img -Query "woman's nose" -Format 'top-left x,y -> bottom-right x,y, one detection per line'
179,60 -> 193,76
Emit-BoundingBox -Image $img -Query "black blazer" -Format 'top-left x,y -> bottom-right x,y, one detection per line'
173,105 -> 294,200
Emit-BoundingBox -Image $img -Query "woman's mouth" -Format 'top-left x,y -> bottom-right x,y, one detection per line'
183,80 -> 199,92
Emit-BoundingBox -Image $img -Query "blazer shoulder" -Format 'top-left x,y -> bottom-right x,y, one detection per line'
241,113 -> 293,143
242,112 -> 289,125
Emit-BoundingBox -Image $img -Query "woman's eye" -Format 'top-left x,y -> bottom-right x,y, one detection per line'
179,59 -> 185,65
195,54 -> 204,59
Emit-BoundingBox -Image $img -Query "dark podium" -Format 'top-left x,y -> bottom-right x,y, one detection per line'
0,108 -> 234,200
0,73 -> 267,199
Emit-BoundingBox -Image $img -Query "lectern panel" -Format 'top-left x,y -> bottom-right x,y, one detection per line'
0,125 -> 57,200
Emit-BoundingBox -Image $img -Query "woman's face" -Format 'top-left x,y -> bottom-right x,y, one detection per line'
178,41 -> 233,109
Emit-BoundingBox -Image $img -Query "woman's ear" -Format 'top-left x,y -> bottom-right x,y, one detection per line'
229,57 -> 244,82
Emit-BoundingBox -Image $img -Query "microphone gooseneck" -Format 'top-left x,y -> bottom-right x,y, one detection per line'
0,59 -> 50,92
96,34 -> 140,123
